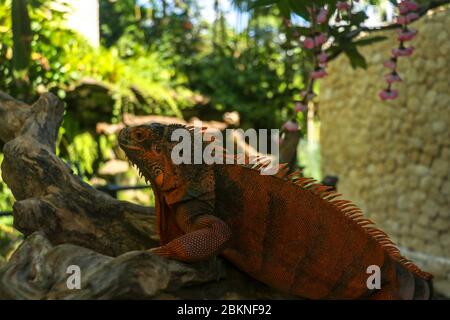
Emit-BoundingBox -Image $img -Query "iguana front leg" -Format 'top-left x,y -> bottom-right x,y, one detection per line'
149,202 -> 232,262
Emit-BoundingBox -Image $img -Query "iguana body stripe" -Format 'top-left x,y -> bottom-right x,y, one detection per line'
118,123 -> 433,300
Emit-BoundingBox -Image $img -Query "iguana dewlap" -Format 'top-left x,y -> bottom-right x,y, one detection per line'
118,123 -> 433,300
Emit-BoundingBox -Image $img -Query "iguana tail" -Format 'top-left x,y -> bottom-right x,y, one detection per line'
412,276 -> 433,300
368,260 -> 433,299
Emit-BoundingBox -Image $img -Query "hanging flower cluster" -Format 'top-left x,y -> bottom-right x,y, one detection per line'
290,2 -> 357,121
379,0 -> 419,101
289,4 -> 334,126
283,2 -> 360,130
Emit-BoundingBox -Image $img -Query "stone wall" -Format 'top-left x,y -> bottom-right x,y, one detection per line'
319,7 -> 450,297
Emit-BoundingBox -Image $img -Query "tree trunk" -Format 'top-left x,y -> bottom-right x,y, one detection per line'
11,0 -> 32,100
12,0 -> 31,72
279,131 -> 301,170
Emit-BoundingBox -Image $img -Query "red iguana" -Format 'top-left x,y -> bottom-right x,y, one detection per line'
118,123 -> 433,300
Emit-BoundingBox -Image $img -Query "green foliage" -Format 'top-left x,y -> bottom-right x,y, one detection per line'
0,0 -> 198,182
0,215 -> 22,260
186,45 -> 304,128
250,0 -> 389,70
181,6 -> 306,128
0,154 -> 20,260
66,132 -> 99,177
97,0 -> 303,129
0,0 -> 77,100
0,0 -> 195,111
0,154 -> 14,212
100,0 -> 142,48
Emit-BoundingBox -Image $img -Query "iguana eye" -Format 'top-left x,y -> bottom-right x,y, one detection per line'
134,130 -> 145,142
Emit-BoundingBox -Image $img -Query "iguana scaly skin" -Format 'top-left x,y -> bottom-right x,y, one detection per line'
118,123 -> 433,300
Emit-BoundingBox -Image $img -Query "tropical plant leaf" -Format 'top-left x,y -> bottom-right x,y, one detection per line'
353,35 -> 387,46
344,46 -> 367,69
350,10 -> 369,25
278,0 -> 293,18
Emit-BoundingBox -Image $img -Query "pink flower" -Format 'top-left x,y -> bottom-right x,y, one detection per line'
303,34 -> 327,49
398,4 -> 409,15
384,72 -> 402,84
397,15 -> 408,25
311,68 -> 328,79
399,8 -> 409,15
295,102 -> 307,112
317,52 -> 328,64
304,37 -> 315,49
314,33 -> 327,46
405,0 -> 419,11
301,90 -> 316,101
398,1 -> 419,14
406,12 -> 419,23
282,120 -> 299,132
398,2 -> 410,14
379,89 -> 399,101
336,1 -> 350,11
392,46 -> 414,57
397,29 -> 417,41
316,8 -> 328,24
383,59 -> 397,70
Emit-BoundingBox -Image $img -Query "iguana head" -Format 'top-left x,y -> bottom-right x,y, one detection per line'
119,123 -> 215,200
118,123 -> 176,188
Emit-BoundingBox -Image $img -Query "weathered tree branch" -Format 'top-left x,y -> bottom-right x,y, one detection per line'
0,92 -> 159,256
0,231 -> 295,299
0,232 -> 224,299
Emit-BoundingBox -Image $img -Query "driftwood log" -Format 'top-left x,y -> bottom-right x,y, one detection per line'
0,91 -> 158,256
0,91 -> 295,299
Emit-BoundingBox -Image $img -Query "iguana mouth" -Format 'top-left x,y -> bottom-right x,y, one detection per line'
119,143 -> 142,151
